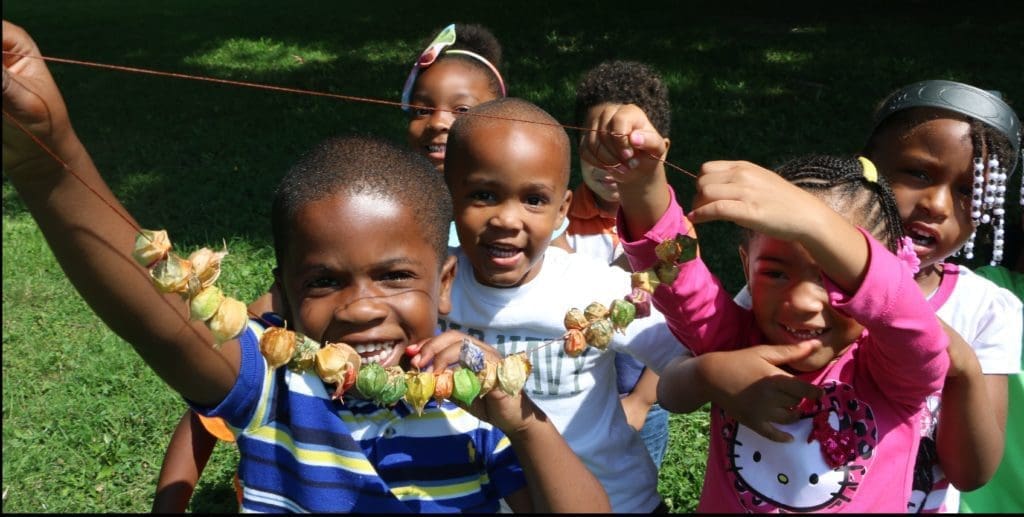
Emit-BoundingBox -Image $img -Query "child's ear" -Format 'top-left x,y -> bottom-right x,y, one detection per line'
437,255 -> 458,316
554,188 -> 573,230
663,137 -> 671,154
738,245 -> 751,284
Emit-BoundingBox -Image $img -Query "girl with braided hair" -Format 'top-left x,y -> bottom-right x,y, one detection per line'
584,101 -> 949,511
864,80 -> 1023,513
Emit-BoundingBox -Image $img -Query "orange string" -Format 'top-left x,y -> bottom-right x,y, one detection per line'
3,51 -> 699,179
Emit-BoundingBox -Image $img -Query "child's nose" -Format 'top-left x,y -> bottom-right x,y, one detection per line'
427,108 -> 454,131
334,290 -> 389,325
785,280 -> 827,314
919,185 -> 953,220
489,202 -> 524,230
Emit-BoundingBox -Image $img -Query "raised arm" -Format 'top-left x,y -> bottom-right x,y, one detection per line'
3,20 -> 239,406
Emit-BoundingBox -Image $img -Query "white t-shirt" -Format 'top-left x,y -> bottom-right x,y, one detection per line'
734,263 -> 1023,513
440,246 -> 690,512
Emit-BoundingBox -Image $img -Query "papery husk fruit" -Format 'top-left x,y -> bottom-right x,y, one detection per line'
189,285 -> 225,322
452,368 -> 482,406
459,338 -> 486,373
655,262 -> 680,285
405,371 -> 436,416
133,229 -> 172,268
666,233 -> 698,263
631,269 -> 661,293
496,352 -> 532,397
583,302 -> 609,323
625,288 -> 652,319
316,342 -> 361,399
584,318 -> 614,350
609,299 -> 637,332
151,253 -> 194,294
289,333 -> 320,372
377,371 -> 408,407
563,329 -> 588,358
188,245 -> 229,289
433,369 -> 455,403
563,308 -> 588,331
356,363 -> 388,400
208,296 -> 248,345
655,237 -> 684,264
477,360 -> 499,397
260,326 -> 296,369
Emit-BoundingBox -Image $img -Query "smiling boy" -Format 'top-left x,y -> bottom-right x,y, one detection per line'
417,97 -> 690,512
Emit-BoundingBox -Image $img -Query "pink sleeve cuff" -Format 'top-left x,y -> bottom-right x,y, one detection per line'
618,186 -> 692,272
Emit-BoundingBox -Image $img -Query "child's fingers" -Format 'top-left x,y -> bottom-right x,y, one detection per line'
750,421 -> 795,443
409,331 -> 463,371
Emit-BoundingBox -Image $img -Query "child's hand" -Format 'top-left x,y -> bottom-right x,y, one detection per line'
698,341 -> 824,442
941,319 -> 982,379
690,160 -> 832,243
579,103 -> 668,183
2,20 -> 74,176
411,331 -> 543,436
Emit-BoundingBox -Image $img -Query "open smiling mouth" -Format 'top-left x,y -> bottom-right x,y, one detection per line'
783,325 -> 825,340
486,244 -> 522,259
351,341 -> 397,365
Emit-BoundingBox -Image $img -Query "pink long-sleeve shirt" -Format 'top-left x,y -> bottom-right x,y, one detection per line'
619,188 -> 949,513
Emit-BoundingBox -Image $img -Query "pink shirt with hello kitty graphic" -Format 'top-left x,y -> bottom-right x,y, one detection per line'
618,189 -> 949,513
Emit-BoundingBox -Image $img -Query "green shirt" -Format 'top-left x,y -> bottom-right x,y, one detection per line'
960,266 -> 1024,514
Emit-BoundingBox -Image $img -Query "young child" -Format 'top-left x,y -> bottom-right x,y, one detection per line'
1,20 -> 608,513
411,97 -> 691,512
864,80 -> 1023,512
402,22 -> 506,173
589,105 -> 949,511
560,60 -> 679,468
153,22 -> 509,510
960,213 -> 1024,513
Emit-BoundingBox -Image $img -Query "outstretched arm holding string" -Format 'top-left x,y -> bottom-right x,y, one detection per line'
2,20 -> 239,407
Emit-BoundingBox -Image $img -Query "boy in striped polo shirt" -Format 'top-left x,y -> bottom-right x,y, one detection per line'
1,20 -> 608,513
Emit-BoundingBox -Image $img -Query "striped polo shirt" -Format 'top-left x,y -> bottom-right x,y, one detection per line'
193,321 -> 526,512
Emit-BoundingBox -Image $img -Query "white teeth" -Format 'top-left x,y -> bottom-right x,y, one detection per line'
428,145 -> 445,153
488,245 -> 520,258
784,326 -> 824,338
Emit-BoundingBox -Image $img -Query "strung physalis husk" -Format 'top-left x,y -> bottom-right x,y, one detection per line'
625,288 -> 652,319
356,363 -> 388,400
260,326 -> 296,369
433,369 -> 455,403
584,319 -> 614,350
151,253 -> 193,293
609,299 -> 636,332
655,262 -> 680,285
189,285 -> 225,322
477,360 -> 499,397
377,367 -> 408,407
452,368 -> 482,406
133,229 -> 172,268
583,302 -> 609,323
209,296 -> 248,345
673,233 -> 699,263
405,371 -> 436,416
563,308 -> 588,331
631,269 -> 661,294
655,237 -> 684,264
497,352 -> 532,397
289,333 -> 319,372
316,342 -> 361,399
188,246 -> 228,289
563,328 -> 588,358
459,338 -> 486,373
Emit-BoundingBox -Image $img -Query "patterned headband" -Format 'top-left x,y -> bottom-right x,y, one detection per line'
400,24 -> 507,113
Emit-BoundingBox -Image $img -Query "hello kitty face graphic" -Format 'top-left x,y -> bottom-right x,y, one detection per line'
723,381 -> 877,512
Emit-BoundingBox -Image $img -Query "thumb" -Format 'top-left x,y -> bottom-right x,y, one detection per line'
628,130 -> 669,162
757,339 -> 822,367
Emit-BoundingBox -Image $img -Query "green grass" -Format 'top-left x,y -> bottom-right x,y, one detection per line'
3,0 -> 1022,512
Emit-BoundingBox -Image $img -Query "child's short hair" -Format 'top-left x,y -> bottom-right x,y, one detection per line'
574,60 -> 671,137
446,97 -> 571,186
767,154 -> 905,253
271,135 -> 453,264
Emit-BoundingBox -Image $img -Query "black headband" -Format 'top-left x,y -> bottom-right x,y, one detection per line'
873,80 -> 1021,170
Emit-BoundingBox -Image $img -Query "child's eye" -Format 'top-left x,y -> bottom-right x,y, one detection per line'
758,270 -> 786,281
378,270 -> 416,284
470,191 -> 497,203
524,194 -> 549,207
412,107 -> 433,117
899,169 -> 930,183
305,277 -> 340,294
453,105 -> 472,114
